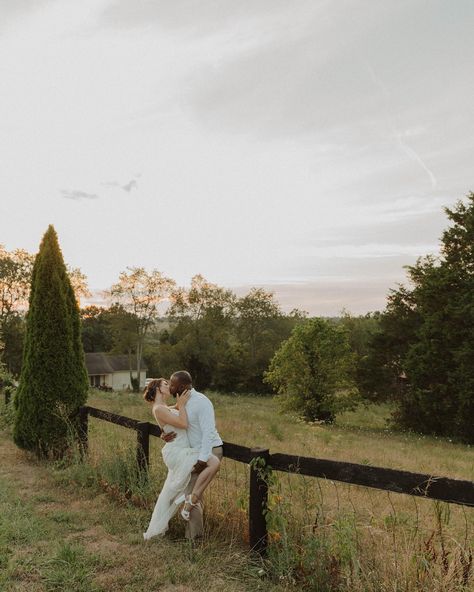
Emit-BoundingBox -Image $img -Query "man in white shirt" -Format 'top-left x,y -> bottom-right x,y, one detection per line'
162,370 -> 223,540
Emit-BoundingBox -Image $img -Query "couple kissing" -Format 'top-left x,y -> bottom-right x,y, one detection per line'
142,371 -> 223,540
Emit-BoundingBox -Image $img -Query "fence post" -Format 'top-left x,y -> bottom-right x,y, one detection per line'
249,447 -> 270,555
136,422 -> 150,474
78,406 -> 89,459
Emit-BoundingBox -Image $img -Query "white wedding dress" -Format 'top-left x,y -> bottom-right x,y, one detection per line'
143,409 -> 199,539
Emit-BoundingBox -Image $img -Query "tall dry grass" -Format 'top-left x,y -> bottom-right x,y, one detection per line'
68,389 -> 474,591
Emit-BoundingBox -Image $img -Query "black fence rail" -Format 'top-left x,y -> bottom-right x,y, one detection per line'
3,388 -> 12,405
79,405 -> 474,556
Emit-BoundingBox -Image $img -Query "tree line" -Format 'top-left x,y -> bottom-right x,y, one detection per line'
2,193 -> 474,445
83,274 -> 307,394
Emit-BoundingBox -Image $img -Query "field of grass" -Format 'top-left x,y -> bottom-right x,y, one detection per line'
0,419 -> 276,592
87,389 -> 474,480
1,390 -> 473,591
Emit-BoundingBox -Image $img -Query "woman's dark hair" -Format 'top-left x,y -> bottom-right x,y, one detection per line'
143,378 -> 167,403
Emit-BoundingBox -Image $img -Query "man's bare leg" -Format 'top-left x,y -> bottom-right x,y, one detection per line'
185,446 -> 223,540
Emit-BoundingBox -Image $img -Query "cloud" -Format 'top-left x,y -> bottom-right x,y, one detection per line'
234,277 -> 400,316
303,209 -> 446,249
99,0 -> 306,34
122,179 -> 138,192
102,176 -> 139,193
61,189 -> 99,201
0,0 -> 53,34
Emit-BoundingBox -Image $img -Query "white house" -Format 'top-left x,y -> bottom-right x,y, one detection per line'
85,352 -> 147,391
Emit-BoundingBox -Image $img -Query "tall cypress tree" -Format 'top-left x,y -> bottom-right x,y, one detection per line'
13,226 -> 88,457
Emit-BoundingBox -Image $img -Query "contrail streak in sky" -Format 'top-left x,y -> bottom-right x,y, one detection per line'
366,63 -> 437,189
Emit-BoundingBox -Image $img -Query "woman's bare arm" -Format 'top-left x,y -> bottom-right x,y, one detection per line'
153,392 -> 190,429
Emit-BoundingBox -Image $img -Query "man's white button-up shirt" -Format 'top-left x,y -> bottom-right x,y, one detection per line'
185,388 -> 223,462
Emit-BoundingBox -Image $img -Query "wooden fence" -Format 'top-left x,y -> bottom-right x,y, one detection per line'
75,405 -> 474,555
4,388 -> 12,405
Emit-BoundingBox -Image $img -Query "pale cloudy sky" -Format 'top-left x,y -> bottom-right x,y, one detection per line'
0,0 -> 473,314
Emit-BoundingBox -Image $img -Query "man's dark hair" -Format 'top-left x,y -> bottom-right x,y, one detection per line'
171,370 -> 193,386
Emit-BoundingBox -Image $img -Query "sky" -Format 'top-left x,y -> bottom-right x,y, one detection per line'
0,0 -> 473,315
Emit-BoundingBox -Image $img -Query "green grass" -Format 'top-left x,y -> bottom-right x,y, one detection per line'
41,542 -> 102,592
0,410 -> 279,592
1,390 -> 473,591
87,389 -> 474,480
82,389 -> 474,591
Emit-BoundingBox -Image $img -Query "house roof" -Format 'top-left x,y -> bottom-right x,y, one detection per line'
85,352 -> 148,375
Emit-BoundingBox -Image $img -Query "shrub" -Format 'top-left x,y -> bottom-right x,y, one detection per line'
265,318 -> 358,422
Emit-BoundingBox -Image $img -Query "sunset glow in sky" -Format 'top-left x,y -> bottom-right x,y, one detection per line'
1,1 -> 473,314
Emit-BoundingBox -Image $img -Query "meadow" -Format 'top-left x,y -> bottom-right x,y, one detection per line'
1,390 -> 473,591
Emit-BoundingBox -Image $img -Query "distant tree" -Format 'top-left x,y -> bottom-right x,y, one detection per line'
357,289 -> 420,402
236,288 -> 281,363
160,279 -> 305,392
170,274 -> 235,321
13,226 -> 88,457
236,289 -> 304,392
80,305 -> 114,353
68,267 -> 91,305
106,304 -> 139,387
0,314 -> 25,376
0,246 -> 34,374
167,275 -> 236,389
0,246 -> 33,317
265,318 -> 357,422
339,310 -> 408,402
108,268 -> 175,391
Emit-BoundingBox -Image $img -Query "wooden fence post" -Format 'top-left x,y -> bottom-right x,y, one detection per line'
249,447 -> 270,555
136,422 -> 150,474
78,406 -> 89,459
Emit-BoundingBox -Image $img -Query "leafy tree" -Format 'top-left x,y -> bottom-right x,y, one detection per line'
0,246 -> 34,374
375,194 -> 474,442
0,314 -> 25,375
167,275 -> 236,389
339,311 -> 382,400
107,303 -> 139,387
170,274 -> 235,321
13,226 -> 88,457
108,268 -> 175,391
80,305 -> 114,353
156,279 -> 305,392
68,267 -> 91,304
235,289 -> 304,393
265,318 -> 358,422
0,246 -> 33,318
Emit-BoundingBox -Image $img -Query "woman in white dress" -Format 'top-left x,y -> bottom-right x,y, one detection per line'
142,378 -> 219,539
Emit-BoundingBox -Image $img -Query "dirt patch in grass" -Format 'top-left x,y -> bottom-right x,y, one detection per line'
0,430 -> 274,592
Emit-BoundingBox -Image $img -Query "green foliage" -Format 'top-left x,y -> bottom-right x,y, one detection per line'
265,318 -> 358,422
152,276 -> 304,392
13,226 -> 88,457
108,267 -> 175,389
0,364 -> 15,390
371,193 -> 474,442
339,312 -> 389,401
235,289 -> 304,393
0,313 -> 26,376
80,305 -> 114,353
0,365 -> 16,427
0,246 -> 33,375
